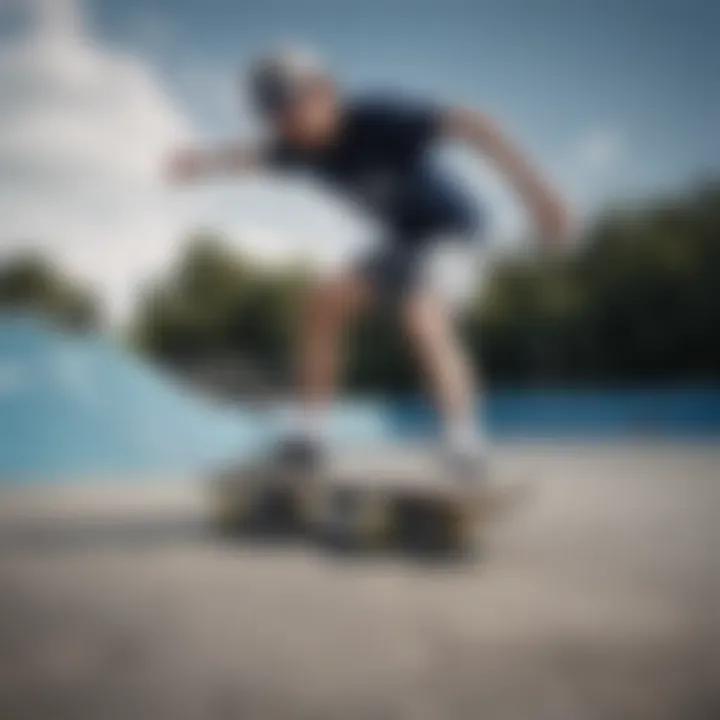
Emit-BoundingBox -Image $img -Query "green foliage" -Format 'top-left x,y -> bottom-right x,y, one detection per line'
133,182 -> 720,391
132,233 -> 309,380
0,252 -> 100,331
471,183 -> 720,385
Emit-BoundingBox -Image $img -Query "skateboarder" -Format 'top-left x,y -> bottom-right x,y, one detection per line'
169,48 -> 569,481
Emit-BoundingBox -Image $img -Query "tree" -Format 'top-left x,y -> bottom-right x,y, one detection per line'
132,233 -> 309,387
0,252 -> 101,331
133,181 -> 720,393
466,181 -> 720,385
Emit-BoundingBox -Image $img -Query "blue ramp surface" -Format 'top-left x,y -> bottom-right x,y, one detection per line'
0,316 -> 271,481
2,316 -> 718,484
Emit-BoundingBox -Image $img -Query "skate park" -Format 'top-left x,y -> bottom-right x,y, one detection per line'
0,317 -> 718,719
1,0 -> 719,716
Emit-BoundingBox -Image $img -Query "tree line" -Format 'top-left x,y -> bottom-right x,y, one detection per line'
1,181 -> 718,391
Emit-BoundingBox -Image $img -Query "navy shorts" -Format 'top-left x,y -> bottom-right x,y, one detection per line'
353,231 -> 482,306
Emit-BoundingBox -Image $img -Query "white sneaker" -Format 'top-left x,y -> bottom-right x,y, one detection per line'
442,444 -> 488,486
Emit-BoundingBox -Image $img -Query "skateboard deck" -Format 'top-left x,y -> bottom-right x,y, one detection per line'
212,457 -> 316,535
308,467 -> 523,554
211,452 -> 525,554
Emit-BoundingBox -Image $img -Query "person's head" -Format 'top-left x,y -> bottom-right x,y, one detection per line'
247,48 -> 340,149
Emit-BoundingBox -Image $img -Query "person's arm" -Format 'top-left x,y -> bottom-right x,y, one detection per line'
167,143 -> 264,184
443,107 -> 570,243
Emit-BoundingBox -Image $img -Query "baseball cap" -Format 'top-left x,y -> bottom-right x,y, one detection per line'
247,47 -> 327,117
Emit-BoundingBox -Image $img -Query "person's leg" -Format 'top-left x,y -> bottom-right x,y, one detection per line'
401,289 -> 487,464
287,271 -> 369,447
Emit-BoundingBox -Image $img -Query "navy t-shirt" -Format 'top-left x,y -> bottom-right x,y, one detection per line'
267,95 -> 481,241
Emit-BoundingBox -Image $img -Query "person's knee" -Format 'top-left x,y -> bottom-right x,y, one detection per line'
403,292 -> 475,396
305,277 -> 360,334
402,292 -> 447,344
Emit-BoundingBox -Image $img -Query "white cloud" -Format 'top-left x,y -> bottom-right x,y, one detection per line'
0,0 -> 520,320
0,0 -> 83,40
572,128 -> 626,174
546,127 -> 630,222
0,0 -> 202,318
0,0 -> 376,319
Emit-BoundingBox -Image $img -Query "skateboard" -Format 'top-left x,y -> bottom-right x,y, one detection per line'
211,453 -> 525,554
308,466 -> 523,555
212,457 -> 317,536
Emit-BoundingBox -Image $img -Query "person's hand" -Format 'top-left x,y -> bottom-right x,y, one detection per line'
532,192 -> 573,248
166,148 -> 207,184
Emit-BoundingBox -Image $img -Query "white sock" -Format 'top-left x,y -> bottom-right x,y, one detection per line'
444,413 -> 488,457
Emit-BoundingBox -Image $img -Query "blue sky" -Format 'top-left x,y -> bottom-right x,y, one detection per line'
0,0 -> 718,315
94,0 -> 720,200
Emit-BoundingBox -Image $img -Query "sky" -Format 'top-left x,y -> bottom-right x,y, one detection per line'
0,0 -> 718,317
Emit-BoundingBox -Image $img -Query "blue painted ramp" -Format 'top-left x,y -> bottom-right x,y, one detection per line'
0,316 -> 272,481
2,316 -> 718,484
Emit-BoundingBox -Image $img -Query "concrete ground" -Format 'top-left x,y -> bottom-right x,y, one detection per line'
0,443 -> 718,720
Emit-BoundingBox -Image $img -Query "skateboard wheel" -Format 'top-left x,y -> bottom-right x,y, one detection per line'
214,485 -> 249,530
355,495 -> 390,547
314,489 -> 388,549
448,509 -> 477,554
